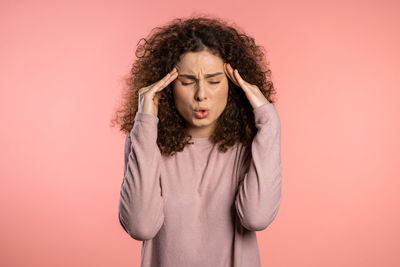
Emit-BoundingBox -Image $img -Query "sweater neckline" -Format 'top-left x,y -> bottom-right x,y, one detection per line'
190,136 -> 213,146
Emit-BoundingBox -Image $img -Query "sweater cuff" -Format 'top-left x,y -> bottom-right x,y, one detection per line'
130,112 -> 159,136
134,112 -> 159,123
253,103 -> 279,127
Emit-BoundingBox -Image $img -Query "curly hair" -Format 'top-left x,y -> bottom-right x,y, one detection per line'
110,14 -> 277,156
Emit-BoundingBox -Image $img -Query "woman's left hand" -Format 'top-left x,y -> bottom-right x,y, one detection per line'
224,63 -> 270,109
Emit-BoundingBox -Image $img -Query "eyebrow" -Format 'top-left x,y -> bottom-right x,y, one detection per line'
178,72 -> 224,80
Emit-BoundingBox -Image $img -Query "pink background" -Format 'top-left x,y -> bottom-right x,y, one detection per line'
1,0 -> 399,266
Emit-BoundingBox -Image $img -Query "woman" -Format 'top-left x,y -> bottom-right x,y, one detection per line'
111,15 -> 282,267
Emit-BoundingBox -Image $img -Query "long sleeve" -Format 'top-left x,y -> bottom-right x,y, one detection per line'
118,112 -> 165,241
235,103 -> 282,231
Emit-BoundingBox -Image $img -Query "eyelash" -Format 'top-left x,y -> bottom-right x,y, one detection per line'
181,81 -> 221,86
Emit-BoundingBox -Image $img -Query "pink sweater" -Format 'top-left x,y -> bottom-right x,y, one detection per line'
118,103 -> 282,267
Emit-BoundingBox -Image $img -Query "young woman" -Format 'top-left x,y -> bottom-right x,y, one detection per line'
112,15 -> 282,267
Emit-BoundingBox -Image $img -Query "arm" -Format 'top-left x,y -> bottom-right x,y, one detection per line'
235,103 -> 282,231
118,112 -> 165,241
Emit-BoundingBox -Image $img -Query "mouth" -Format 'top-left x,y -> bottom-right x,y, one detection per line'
193,107 -> 210,118
194,107 -> 210,112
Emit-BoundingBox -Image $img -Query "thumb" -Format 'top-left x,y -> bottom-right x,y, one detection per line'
153,92 -> 161,106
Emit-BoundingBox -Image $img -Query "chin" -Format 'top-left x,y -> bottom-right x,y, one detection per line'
190,115 -> 213,126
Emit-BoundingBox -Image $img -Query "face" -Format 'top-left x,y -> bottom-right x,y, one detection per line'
172,49 -> 229,138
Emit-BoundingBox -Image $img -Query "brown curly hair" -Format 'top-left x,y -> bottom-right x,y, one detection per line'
110,14 -> 277,156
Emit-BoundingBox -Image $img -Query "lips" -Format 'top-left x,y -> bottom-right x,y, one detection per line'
194,108 -> 209,118
194,107 -> 210,112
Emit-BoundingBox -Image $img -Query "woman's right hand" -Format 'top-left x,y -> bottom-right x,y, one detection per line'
138,67 -> 178,117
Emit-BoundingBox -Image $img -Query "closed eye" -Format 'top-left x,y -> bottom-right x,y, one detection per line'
181,81 -> 221,86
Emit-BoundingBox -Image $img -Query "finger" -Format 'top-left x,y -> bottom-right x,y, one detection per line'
233,69 -> 250,86
154,69 -> 178,93
141,68 -> 177,95
140,72 -> 171,95
223,63 -> 235,84
154,68 -> 177,88
153,91 -> 162,105
224,63 -> 240,86
226,64 -> 239,86
233,69 -> 254,93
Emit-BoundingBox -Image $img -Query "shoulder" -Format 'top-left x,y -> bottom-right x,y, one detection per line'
124,133 -> 131,156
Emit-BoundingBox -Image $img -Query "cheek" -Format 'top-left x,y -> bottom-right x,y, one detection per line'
214,82 -> 229,102
173,86 -> 191,107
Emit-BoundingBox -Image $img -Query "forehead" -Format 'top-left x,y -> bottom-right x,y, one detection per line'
176,50 -> 223,72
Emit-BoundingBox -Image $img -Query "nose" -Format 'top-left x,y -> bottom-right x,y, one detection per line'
194,80 -> 207,101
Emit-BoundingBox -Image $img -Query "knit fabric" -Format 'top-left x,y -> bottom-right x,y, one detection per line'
118,103 -> 282,267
